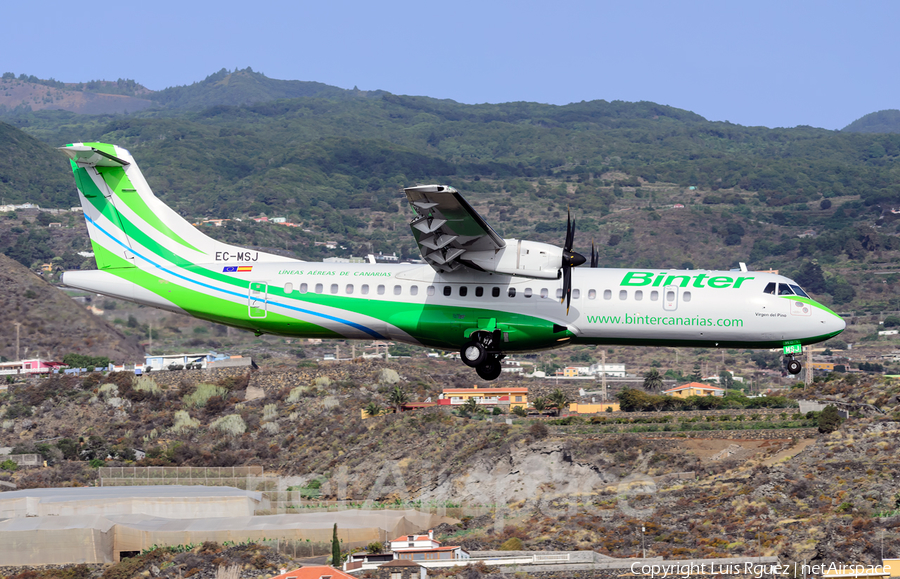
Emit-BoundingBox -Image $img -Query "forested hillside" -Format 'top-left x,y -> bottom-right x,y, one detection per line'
843,109 -> 900,133
2,69 -> 900,312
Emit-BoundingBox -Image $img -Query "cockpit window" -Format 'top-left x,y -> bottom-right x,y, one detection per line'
789,284 -> 809,298
763,282 -> 776,295
778,284 -> 795,296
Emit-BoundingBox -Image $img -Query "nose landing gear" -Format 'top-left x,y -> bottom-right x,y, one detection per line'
460,330 -> 505,381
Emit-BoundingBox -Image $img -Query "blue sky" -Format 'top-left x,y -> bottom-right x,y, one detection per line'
4,0 -> 898,129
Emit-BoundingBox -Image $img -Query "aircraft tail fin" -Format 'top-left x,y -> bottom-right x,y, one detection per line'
60,142 -> 293,272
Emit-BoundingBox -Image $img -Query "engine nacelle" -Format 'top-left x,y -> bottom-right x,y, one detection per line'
463,239 -> 562,280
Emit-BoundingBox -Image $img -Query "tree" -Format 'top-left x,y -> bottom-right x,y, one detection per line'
818,405 -> 843,433
388,386 -> 409,413
512,406 -> 527,417
532,397 -> 548,414
690,363 -> 702,382
884,316 -> 900,328
642,369 -> 663,391
460,397 -> 478,416
548,388 -> 571,416
332,523 -> 342,565
794,261 -> 827,294
718,370 -> 734,389
363,402 -> 382,418
366,541 -> 383,554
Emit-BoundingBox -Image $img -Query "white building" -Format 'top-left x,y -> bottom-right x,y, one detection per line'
588,363 -> 626,377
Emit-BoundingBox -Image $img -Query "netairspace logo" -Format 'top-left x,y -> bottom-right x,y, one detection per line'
631,562 -> 892,579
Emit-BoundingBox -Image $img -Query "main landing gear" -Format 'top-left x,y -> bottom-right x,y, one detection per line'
460,330 -> 504,381
784,355 -> 802,375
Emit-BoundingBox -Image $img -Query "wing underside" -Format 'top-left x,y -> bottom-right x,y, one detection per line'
404,185 -> 505,273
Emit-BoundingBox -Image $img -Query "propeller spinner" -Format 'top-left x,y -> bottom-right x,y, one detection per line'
560,210 -> 586,314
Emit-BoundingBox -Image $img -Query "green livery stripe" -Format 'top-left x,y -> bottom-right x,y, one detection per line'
94,243 -> 344,339
781,295 -> 840,318
94,165 -> 202,254
574,329 -> 844,349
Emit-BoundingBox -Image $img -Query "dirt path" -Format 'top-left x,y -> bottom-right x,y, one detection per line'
761,438 -> 817,466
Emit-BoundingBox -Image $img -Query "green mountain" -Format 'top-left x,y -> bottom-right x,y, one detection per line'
842,109 -> 900,133
0,121 -> 75,207
149,67 -> 385,109
4,70 -> 900,312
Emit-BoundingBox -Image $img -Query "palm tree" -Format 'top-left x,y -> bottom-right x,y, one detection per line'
531,397 -> 548,415
364,402 -> 383,418
548,388 -> 571,416
643,368 -> 664,391
388,386 -> 409,413
461,397 -> 478,416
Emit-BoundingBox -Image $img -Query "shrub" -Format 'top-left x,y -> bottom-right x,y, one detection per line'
98,383 -> 119,399
512,406 -> 527,417
183,384 -> 227,408
262,404 -> 277,421
171,410 -> 201,433
210,414 -> 247,436
133,376 -> 161,395
529,422 -> 548,438
499,537 -> 524,551
818,405 -> 843,433
0,459 -> 17,471
286,386 -> 309,403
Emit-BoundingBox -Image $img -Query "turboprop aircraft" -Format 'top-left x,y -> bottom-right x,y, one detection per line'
60,143 -> 845,381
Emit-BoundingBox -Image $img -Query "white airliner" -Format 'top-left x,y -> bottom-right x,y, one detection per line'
59,143 -> 845,380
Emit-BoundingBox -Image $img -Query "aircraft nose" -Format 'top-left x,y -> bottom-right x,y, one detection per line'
827,312 -> 846,335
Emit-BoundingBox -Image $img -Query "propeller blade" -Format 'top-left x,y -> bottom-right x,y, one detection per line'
564,209 -> 575,251
562,264 -> 571,310
590,239 -> 598,268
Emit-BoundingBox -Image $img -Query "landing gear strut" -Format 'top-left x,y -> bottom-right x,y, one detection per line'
784,355 -> 802,375
460,330 -> 505,381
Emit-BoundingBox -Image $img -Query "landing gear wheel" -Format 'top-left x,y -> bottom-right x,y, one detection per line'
461,341 -> 487,368
787,359 -> 802,375
476,359 -> 502,381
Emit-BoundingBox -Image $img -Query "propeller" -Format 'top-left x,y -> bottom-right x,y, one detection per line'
590,239 -> 599,268
560,209 -> 586,314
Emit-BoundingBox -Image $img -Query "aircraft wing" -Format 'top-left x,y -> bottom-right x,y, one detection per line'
404,185 -> 505,273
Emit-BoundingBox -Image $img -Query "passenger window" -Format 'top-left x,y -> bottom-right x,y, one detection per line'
475,287 -> 483,297
361,284 -> 369,295
524,288 -> 533,298
635,290 -> 643,301
572,289 -> 580,299
540,288 -> 549,298
394,285 -> 402,296
427,285 -> 435,296
443,286 -> 452,297
556,288 -> 564,299
330,284 -> 339,294
683,291 -> 691,302
763,282 -> 776,295
650,290 -> 658,301
778,284 -> 795,296
315,283 -> 323,294
284,282 -> 293,294
410,285 -> 419,296
619,290 -> 627,300
377,285 -> 385,295
508,287 -> 517,298
588,289 -> 597,300
666,290 -> 675,302
459,286 -> 467,297
790,284 -> 809,298
346,284 -> 354,294
299,283 -> 308,294
603,289 -> 612,300
492,287 -> 500,297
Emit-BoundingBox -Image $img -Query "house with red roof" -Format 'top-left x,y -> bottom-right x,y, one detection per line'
662,382 -> 725,398
267,565 -> 356,579
389,529 -> 469,562
438,385 -> 527,409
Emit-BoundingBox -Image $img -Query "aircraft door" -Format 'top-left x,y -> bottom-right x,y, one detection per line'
249,281 -> 268,318
663,285 -> 678,311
